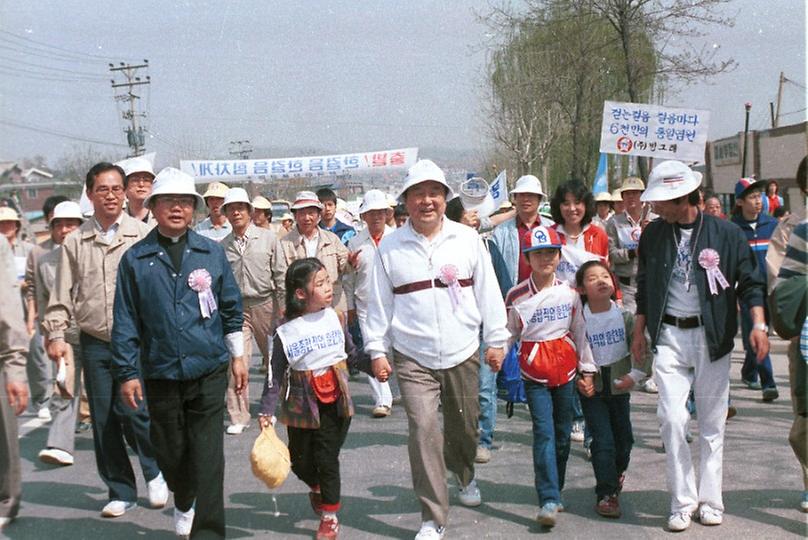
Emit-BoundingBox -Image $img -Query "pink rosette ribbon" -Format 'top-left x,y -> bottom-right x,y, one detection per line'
698,248 -> 730,295
188,268 -> 217,318
438,264 -> 462,309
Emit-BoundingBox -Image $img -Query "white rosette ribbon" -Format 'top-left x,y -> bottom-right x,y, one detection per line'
698,248 -> 730,295
188,268 -> 217,318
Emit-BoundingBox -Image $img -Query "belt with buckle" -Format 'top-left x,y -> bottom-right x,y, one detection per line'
393,278 -> 474,295
662,313 -> 703,329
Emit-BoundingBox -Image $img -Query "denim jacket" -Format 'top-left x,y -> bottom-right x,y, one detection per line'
112,229 -> 243,382
636,212 -> 764,361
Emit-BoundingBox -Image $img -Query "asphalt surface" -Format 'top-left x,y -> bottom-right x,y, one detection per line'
3,337 -> 806,539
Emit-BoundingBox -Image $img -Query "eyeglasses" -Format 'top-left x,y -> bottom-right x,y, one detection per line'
128,175 -> 154,185
94,185 -> 125,196
156,196 -> 196,208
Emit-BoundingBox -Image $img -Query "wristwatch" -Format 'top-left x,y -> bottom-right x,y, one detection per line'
753,323 -> 768,332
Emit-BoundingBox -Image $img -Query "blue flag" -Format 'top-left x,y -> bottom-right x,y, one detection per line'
593,153 -> 608,194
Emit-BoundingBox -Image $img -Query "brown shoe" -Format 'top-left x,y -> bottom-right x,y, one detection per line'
316,515 -> 339,540
309,491 -> 323,516
595,495 -> 621,518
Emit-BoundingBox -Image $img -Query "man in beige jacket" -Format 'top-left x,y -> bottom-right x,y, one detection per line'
272,191 -> 352,314
43,162 -> 166,518
220,187 -> 278,435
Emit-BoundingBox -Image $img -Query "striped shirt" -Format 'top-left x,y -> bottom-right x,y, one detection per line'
776,221 -> 807,361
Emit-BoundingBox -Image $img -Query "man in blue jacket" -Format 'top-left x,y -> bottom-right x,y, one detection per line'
632,160 -> 768,532
112,168 -> 246,539
730,177 -> 780,402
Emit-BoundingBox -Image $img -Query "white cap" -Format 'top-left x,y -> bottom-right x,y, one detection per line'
459,177 -> 496,218
396,159 -> 453,201
642,160 -> 702,202
359,189 -> 390,214
291,191 -> 323,211
510,175 -> 546,197
116,156 -> 155,178
49,201 -> 84,224
0,207 -> 20,222
222,187 -> 252,210
144,167 -> 205,208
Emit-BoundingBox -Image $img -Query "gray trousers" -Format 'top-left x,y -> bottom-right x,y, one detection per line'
393,349 -> 479,527
46,342 -> 82,453
27,328 -> 51,408
0,371 -> 21,519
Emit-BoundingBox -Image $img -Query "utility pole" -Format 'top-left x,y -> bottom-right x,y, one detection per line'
109,61 -> 150,157
229,140 -> 254,160
774,71 -> 786,128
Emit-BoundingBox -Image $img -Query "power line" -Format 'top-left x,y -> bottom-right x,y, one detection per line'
0,64 -> 105,81
0,30 -> 137,62
0,55 -> 107,78
0,67 -> 106,83
0,119 -> 129,147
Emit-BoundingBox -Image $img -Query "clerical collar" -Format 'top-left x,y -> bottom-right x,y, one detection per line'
157,230 -> 187,244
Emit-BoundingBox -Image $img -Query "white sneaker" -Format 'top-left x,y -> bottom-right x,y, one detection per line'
38,447 -> 74,466
642,378 -> 659,394
372,405 -> 391,418
570,421 -> 585,442
37,406 -> 52,421
147,472 -> 169,508
458,477 -> 482,507
667,511 -> 692,532
226,423 -> 249,435
475,446 -> 492,464
174,506 -> 195,538
101,500 -> 136,517
414,520 -> 445,540
698,505 -> 723,526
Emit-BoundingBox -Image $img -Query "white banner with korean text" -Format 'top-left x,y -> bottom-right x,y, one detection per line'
180,147 -> 418,183
599,101 -> 710,163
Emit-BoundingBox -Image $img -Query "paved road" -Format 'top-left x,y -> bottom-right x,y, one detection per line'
3,338 -> 806,539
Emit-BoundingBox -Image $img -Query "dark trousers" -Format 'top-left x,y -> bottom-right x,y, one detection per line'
80,332 -> 159,502
579,366 -> 634,498
287,402 -> 351,512
145,362 -> 228,540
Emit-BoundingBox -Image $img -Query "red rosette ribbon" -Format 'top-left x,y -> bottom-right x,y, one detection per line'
188,268 -> 217,318
698,248 -> 730,295
438,264 -> 462,309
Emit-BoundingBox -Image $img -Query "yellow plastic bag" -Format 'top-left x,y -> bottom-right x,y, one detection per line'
250,424 -> 291,489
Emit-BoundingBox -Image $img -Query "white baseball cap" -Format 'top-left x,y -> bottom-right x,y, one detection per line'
49,201 -> 84,224
396,159 -> 453,201
359,189 -> 390,214
642,160 -> 702,202
510,175 -> 546,197
144,167 -> 205,208
221,187 -> 252,210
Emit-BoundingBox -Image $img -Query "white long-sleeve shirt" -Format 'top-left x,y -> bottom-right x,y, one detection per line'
343,225 -> 394,319
363,218 -> 509,370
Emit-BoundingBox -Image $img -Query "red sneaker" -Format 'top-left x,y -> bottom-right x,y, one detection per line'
595,495 -> 621,518
316,515 -> 339,540
309,492 -> 323,516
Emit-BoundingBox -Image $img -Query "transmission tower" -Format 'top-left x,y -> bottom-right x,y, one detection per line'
229,140 -> 254,159
109,60 -> 151,157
